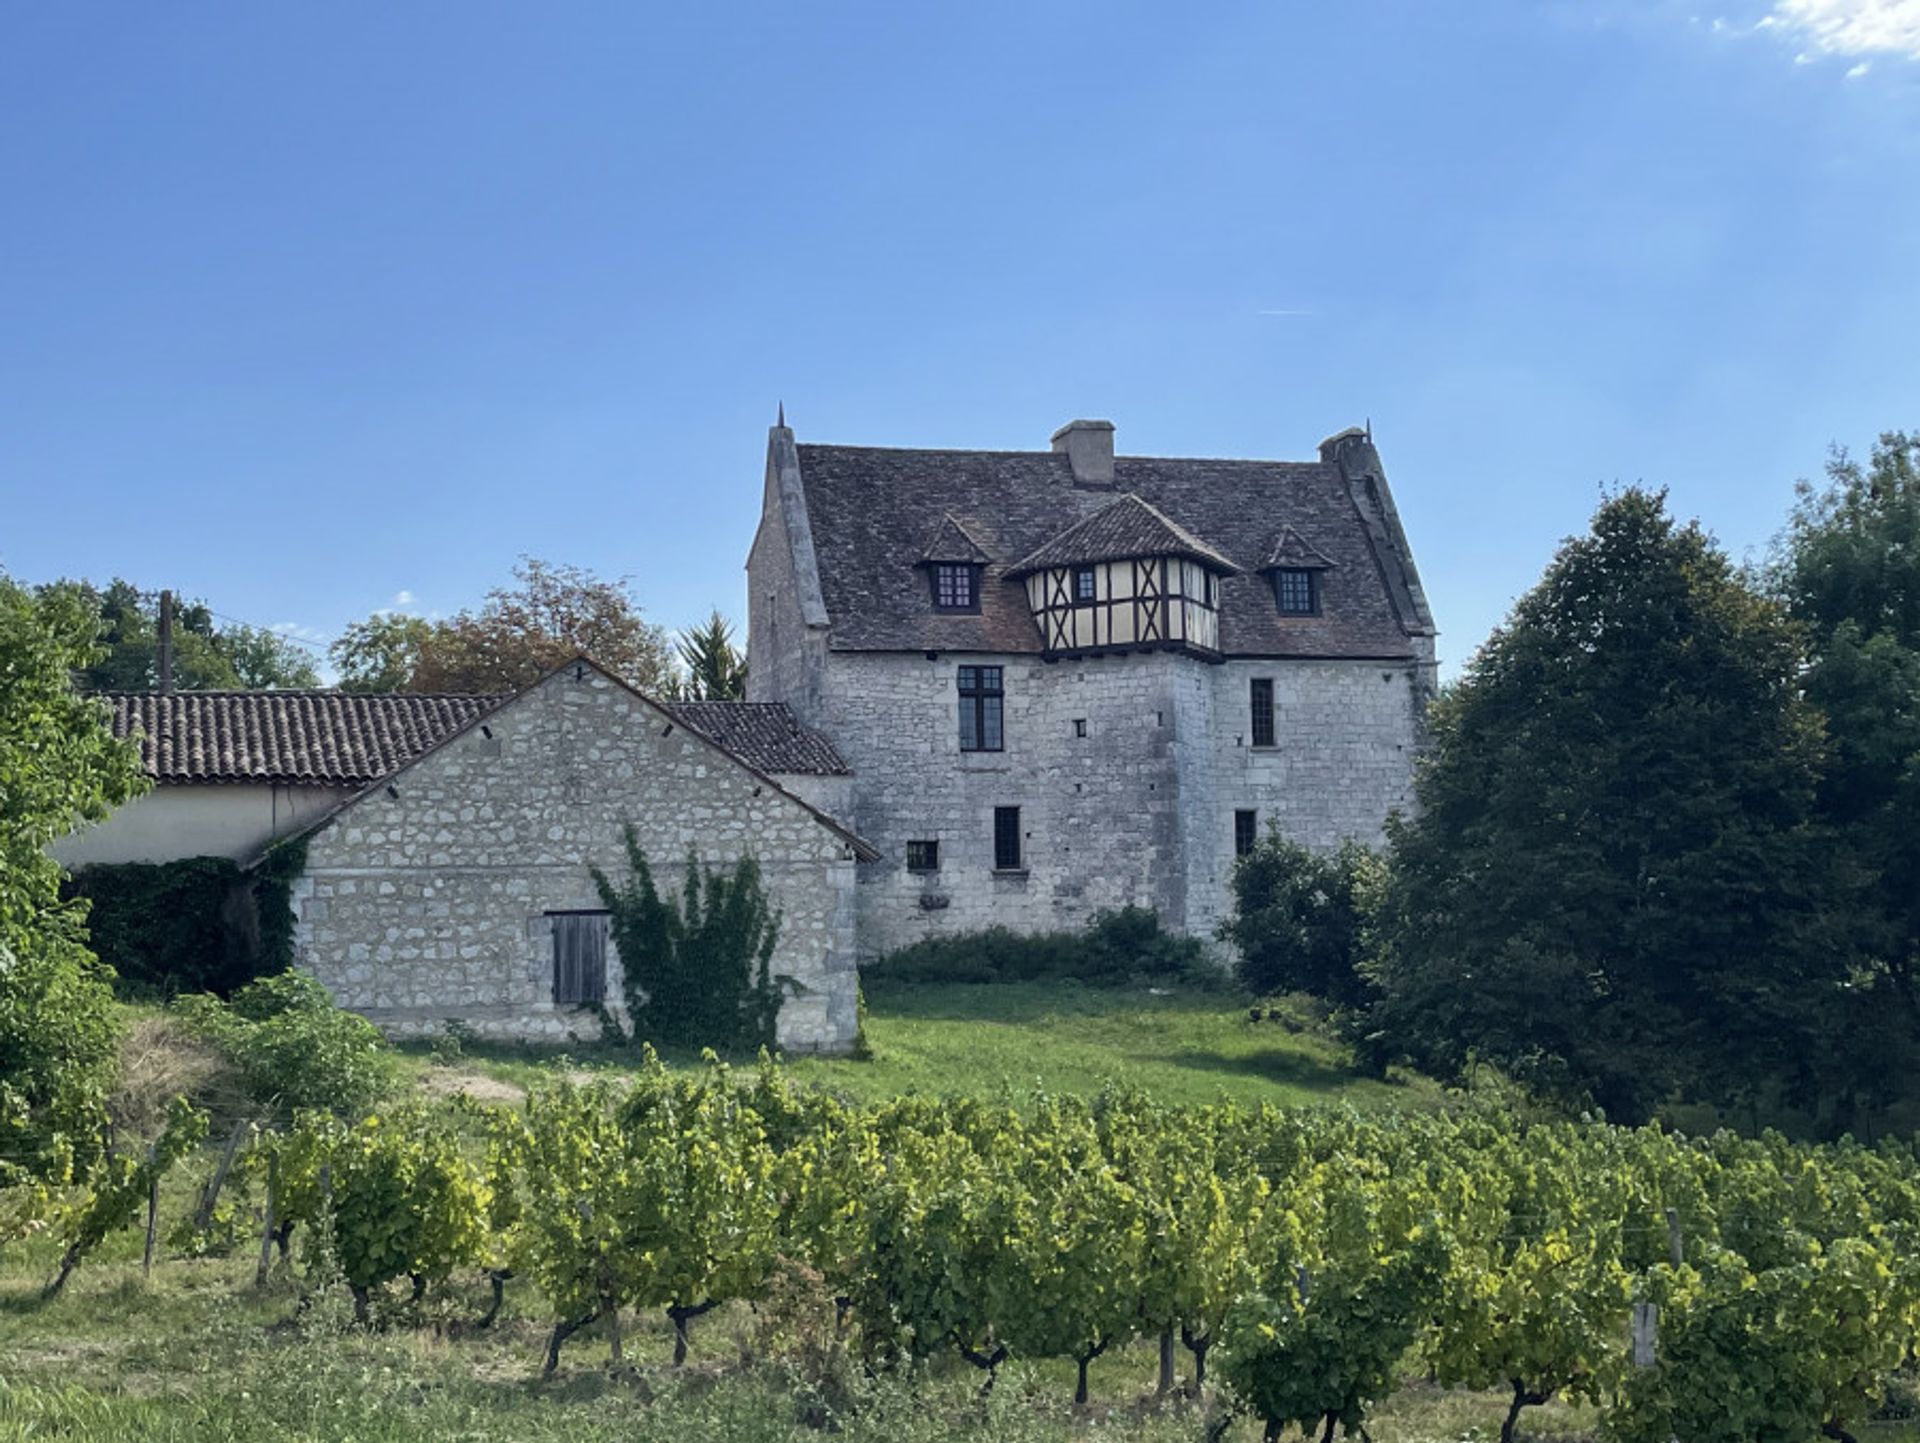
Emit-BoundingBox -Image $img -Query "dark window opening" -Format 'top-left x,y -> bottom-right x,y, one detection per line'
1204,572 -> 1217,606
958,665 -> 1004,752
1073,717 -> 1087,738
1234,810 -> 1259,858
1275,568 -> 1318,615
1073,566 -> 1097,602
550,911 -> 608,1006
993,806 -> 1023,871
1250,678 -> 1276,748
933,563 -> 980,612
906,839 -> 940,872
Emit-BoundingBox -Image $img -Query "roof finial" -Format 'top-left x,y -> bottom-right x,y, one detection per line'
777,401 -> 786,429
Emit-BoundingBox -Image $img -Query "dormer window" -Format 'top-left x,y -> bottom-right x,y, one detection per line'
1275,568 -> 1318,615
932,563 -> 981,612
1073,566 -> 1097,603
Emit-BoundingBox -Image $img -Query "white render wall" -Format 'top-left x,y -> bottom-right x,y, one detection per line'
52,783 -> 350,868
805,648 -> 1428,960
292,665 -> 861,1053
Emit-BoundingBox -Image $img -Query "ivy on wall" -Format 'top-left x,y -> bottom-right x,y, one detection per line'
62,841 -> 308,998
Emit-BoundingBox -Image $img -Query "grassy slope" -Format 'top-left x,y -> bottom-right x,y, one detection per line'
415,980 -> 1438,1112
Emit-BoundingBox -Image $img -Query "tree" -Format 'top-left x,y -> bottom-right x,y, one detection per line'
1219,835 -> 1382,1012
0,577 -> 149,1178
331,559 -> 674,695
670,610 -> 747,701
39,578 -> 320,690
1368,488 -> 1837,1122
1771,434 -> 1920,1109
329,613 -> 434,693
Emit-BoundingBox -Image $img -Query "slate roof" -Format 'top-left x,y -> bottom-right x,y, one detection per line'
101,692 -> 502,786
1261,525 -> 1340,571
1006,493 -> 1241,578
789,442 -> 1428,659
664,702 -> 850,776
102,690 -> 847,786
918,513 -> 993,565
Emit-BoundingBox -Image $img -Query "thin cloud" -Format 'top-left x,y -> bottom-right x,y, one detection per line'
1767,0 -> 1920,59
1255,308 -> 1315,317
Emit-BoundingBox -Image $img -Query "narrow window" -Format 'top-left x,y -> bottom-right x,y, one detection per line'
932,563 -> 979,612
1250,678 -> 1276,748
958,665 -> 1004,752
1234,809 -> 1259,858
1073,717 -> 1087,738
906,839 -> 940,872
549,911 -> 608,1005
993,806 -> 1023,871
1073,566 -> 1097,602
1274,568 -> 1317,615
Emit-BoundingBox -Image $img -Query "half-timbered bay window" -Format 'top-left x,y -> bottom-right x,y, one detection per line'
958,665 -> 1004,752
1250,678 -> 1276,748
549,910 -> 608,1005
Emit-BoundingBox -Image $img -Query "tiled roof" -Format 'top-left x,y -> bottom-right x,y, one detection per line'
790,441 -> 1429,659
1261,525 -> 1339,571
918,513 -> 993,565
1006,493 -> 1241,578
103,692 -> 501,786
664,701 -> 850,776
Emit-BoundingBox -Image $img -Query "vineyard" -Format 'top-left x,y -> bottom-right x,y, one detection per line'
8,1053 -> 1920,1442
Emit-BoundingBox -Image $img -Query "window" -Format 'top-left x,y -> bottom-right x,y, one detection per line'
1073,566 -> 1097,602
1204,572 -> 1217,606
1234,810 -> 1259,858
933,563 -> 979,611
549,911 -> 608,1005
958,665 -> 1004,752
1274,568 -> 1317,615
906,839 -> 940,872
1250,678 -> 1276,748
1073,717 -> 1087,738
993,806 -> 1023,871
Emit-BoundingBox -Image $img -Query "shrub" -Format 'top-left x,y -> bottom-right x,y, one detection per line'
62,857 -> 251,997
176,972 -> 394,1119
868,907 -> 1215,988
1218,836 -> 1381,1010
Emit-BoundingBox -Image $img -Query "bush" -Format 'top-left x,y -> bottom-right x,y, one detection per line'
868,907 -> 1216,988
176,972 -> 394,1119
63,858 -> 251,997
1217,836 -> 1381,1010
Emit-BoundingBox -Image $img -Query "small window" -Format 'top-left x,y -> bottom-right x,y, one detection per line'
993,806 -> 1023,871
1073,717 -> 1087,738
1204,572 -> 1217,606
933,563 -> 979,612
1275,568 -> 1317,615
1250,678 -> 1276,748
906,839 -> 940,872
550,911 -> 608,1005
958,665 -> 1004,752
1234,810 -> 1259,858
1073,566 -> 1097,602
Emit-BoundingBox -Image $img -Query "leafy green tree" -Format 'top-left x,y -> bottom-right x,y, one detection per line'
1220,835 -> 1382,1012
175,972 -> 395,1121
328,612 -> 435,693
1368,489 -> 1837,1121
1771,434 -> 1920,1116
0,577 -> 148,1178
39,578 -> 319,690
670,609 -> 747,700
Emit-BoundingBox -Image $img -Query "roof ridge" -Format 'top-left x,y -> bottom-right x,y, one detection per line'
97,689 -> 509,701
797,440 -> 1334,468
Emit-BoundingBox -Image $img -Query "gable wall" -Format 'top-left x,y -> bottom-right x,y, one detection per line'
293,665 -> 859,1053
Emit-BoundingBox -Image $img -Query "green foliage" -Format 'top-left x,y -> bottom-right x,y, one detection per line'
328,612 -> 435,693
669,608 -> 748,701
0,575 -> 148,1180
591,828 -> 788,1051
252,838 -> 308,975
62,858 -> 250,997
869,908 -> 1213,988
38,577 -> 319,690
176,972 -> 394,1120
43,1095 -> 208,1297
1220,835 -> 1382,1012
1369,488 -> 1838,1122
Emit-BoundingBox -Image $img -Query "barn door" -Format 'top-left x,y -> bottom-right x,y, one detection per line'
550,911 -> 608,1005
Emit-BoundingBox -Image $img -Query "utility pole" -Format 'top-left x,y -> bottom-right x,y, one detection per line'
157,589 -> 174,693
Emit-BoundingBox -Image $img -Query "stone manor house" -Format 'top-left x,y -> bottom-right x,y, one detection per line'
55,415 -> 1434,1054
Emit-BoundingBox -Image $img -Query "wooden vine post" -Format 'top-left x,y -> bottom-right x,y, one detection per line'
141,1140 -> 160,1276
255,1151 -> 278,1288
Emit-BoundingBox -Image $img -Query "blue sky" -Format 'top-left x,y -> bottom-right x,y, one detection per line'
2,1 -> 1916,679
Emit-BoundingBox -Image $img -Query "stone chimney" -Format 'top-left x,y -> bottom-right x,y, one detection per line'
1051,419 -> 1115,487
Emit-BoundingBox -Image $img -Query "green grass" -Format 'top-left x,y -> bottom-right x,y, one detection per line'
402,980 -> 1437,1112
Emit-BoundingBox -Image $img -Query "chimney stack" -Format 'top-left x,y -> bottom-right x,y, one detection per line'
1051,419 -> 1115,487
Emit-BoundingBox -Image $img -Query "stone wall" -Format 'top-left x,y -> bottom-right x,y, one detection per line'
292,662 -> 861,1053
803,647 -> 1426,960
